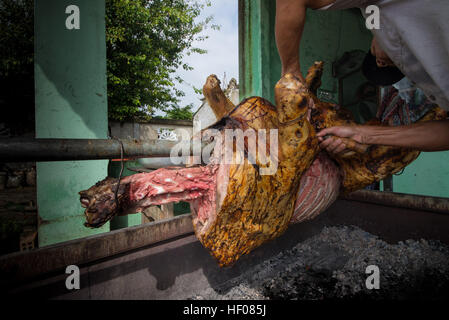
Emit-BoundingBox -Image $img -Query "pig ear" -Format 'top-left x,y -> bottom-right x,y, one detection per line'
202,74 -> 236,125
305,61 -> 324,95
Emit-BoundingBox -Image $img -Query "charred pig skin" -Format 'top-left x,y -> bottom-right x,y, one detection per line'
196,75 -> 320,266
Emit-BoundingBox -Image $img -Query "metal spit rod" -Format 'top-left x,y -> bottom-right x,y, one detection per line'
0,138 -> 203,162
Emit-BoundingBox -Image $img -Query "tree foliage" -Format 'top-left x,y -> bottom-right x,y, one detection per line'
162,104 -> 194,120
0,0 -> 214,130
0,0 -> 34,135
106,0 -> 213,121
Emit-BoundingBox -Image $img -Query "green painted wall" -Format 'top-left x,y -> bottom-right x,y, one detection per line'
108,161 -> 142,229
393,152 -> 449,197
35,0 -> 109,246
239,2 -> 372,105
239,1 -> 449,197
238,0 -> 274,102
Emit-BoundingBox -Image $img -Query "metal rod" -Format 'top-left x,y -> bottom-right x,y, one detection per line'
0,138 -> 200,162
342,190 -> 449,214
137,157 -> 190,169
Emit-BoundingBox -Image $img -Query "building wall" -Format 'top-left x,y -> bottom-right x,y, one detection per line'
109,120 -> 193,142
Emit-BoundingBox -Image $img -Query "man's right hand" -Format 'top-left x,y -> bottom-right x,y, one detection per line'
284,69 -> 306,83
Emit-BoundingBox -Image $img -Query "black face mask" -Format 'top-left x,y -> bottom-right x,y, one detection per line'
362,50 -> 405,86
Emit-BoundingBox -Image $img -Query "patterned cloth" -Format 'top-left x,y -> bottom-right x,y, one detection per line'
366,78 -> 438,190
377,77 -> 438,126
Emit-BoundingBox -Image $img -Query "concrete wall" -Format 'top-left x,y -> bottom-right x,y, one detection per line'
109,119 -> 193,142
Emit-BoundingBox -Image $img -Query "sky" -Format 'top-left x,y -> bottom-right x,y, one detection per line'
163,0 -> 239,115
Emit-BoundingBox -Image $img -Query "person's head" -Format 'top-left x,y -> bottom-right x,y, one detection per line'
362,37 -> 404,86
370,37 -> 395,68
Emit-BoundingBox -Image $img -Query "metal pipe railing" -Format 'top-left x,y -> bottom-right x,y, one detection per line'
342,190 -> 449,214
0,138 -> 198,162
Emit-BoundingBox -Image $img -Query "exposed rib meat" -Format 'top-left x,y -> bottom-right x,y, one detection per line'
291,152 -> 341,224
79,166 -> 218,228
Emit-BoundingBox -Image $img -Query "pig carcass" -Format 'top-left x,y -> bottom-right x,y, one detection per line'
79,62 -> 445,266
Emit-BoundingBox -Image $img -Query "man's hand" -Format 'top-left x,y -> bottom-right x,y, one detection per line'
317,126 -> 365,155
289,70 -> 306,84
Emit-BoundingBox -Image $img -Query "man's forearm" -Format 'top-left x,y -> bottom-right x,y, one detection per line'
275,0 -> 334,78
275,0 -> 307,78
359,120 -> 449,151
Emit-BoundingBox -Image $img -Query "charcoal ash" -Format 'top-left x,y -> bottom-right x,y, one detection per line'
190,226 -> 449,300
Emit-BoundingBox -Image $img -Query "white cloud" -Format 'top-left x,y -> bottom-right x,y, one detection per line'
158,0 -> 239,115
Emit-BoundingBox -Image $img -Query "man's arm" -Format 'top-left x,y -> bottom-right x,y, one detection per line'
275,0 -> 334,81
317,120 -> 449,152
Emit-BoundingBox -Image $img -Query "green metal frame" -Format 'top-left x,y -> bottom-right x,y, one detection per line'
35,0 -> 109,246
